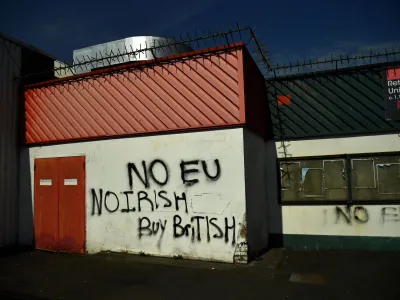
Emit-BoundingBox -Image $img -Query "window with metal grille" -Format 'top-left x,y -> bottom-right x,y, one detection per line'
279,153 -> 400,204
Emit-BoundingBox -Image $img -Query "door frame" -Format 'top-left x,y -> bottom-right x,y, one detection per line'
33,155 -> 87,254
33,157 -> 59,252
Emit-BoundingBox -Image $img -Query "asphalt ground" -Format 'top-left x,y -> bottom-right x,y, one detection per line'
0,247 -> 399,300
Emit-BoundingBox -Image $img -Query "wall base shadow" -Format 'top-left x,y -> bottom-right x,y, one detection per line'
0,245 -> 34,258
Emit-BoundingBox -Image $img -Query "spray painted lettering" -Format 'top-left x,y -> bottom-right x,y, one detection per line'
127,158 -> 221,189
90,158 -> 236,245
173,215 -> 236,245
138,217 -> 167,238
335,206 -> 369,224
330,206 -> 400,225
381,207 -> 400,222
91,189 -> 187,215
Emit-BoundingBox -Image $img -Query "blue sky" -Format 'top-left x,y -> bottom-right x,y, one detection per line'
1,0 -> 398,65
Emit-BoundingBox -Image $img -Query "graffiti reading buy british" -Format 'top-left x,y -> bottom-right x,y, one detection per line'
90,158 -> 236,245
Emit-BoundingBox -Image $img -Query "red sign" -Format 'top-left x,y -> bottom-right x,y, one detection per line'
386,68 -> 400,81
384,67 -> 400,121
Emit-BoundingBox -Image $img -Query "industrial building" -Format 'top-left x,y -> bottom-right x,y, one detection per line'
1,30 -> 400,263
267,63 -> 400,250
19,36 -> 269,264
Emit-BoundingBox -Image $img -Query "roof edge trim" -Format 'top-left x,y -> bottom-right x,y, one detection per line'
24,42 -> 245,89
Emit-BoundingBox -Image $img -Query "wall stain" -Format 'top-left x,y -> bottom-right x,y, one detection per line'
233,214 -> 248,264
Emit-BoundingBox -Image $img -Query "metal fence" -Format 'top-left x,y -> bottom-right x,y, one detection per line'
267,48 -> 400,78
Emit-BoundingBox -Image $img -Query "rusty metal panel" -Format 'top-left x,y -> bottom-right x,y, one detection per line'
0,36 -> 21,247
34,158 -> 59,252
58,156 -> 85,254
24,46 -> 245,144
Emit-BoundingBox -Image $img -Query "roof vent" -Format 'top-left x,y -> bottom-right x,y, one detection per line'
72,36 -> 193,75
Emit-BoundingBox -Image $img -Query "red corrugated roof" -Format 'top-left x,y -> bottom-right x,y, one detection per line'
24,45 -> 247,144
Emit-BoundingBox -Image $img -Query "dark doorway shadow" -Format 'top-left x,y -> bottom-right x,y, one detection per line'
0,245 -> 33,258
18,146 -> 34,251
0,291 -> 50,300
265,140 -> 283,249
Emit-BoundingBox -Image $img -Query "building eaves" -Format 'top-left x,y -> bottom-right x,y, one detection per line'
0,31 -> 56,60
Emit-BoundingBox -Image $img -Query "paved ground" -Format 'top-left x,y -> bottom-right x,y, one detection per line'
0,247 -> 399,300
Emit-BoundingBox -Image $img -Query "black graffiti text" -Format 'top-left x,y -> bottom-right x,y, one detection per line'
128,159 -> 169,189
180,159 -> 221,186
381,207 -> 400,223
127,158 -> 221,189
91,188 -> 187,215
138,217 -> 167,238
334,206 -> 400,225
173,215 -> 236,245
335,206 -> 369,225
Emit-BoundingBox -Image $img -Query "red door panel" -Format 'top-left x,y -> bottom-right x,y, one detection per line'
34,158 -> 59,252
58,156 -> 86,254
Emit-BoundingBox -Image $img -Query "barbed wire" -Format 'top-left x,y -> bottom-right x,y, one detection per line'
266,47 -> 400,78
21,24 -> 272,81
21,24 -> 400,165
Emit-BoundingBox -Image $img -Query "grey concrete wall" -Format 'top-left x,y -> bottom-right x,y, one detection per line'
243,129 -> 269,259
265,140 -> 281,236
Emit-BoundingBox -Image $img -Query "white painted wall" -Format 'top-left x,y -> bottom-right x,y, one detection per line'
281,205 -> 400,237
269,134 -> 400,238
277,134 -> 400,158
19,128 -> 248,263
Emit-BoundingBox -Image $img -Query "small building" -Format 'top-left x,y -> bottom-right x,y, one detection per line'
19,40 -> 270,263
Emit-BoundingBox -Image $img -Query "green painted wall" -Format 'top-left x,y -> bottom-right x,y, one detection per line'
267,64 -> 400,140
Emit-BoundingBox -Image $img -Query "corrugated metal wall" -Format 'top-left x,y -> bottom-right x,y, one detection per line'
24,46 -> 247,144
268,65 -> 400,139
0,37 -> 21,247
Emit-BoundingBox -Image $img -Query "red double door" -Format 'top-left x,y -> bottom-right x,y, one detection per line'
34,156 -> 86,254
